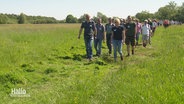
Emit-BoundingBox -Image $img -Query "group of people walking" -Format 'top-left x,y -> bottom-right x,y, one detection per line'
78,14 -> 156,62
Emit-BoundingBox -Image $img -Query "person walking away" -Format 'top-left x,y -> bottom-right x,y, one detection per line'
125,16 -> 137,56
135,19 -> 142,45
141,20 -> 151,47
78,14 -> 97,61
94,18 -> 105,57
111,18 -> 125,62
105,18 -> 114,55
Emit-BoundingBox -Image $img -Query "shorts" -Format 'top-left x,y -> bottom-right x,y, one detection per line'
142,35 -> 149,41
125,36 -> 135,46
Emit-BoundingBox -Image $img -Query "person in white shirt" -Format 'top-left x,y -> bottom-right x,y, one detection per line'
141,20 -> 151,47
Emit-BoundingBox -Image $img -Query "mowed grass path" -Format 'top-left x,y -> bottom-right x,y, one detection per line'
0,24 -> 183,104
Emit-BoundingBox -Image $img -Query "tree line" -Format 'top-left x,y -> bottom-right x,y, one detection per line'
0,1 -> 183,24
67,1 -> 184,23
0,13 -> 62,24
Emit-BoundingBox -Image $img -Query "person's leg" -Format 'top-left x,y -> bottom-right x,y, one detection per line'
84,39 -> 89,59
88,38 -> 93,60
113,40 -> 117,61
125,37 -> 130,56
117,40 -> 123,60
127,45 -> 130,56
149,33 -> 151,45
136,32 -> 140,45
106,34 -> 112,54
109,34 -> 112,55
152,28 -> 155,36
142,35 -> 146,47
98,39 -> 102,56
131,37 -> 135,55
94,39 -> 98,55
145,35 -> 149,47
137,32 -> 140,44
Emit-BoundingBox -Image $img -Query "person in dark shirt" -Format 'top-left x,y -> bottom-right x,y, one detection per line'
105,18 -> 114,55
94,18 -> 105,57
111,18 -> 125,61
78,14 -> 97,61
125,16 -> 137,56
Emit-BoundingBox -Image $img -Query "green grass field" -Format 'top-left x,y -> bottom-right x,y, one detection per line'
0,24 -> 184,104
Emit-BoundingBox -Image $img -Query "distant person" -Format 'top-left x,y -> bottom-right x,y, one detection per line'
111,18 -> 125,61
125,16 -> 137,56
141,20 -> 151,47
78,14 -> 97,61
148,19 -> 153,30
120,18 -> 126,27
148,19 -> 153,45
105,18 -> 114,55
158,20 -> 163,26
94,18 -> 105,57
152,19 -> 157,36
163,20 -> 169,28
135,19 -> 142,45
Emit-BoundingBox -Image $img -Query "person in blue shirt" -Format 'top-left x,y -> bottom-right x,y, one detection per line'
94,18 -> 105,57
78,14 -> 97,61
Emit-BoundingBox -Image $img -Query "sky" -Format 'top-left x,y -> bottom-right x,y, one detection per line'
0,0 -> 183,20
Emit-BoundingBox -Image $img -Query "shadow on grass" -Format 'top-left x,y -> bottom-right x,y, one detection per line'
56,54 -> 86,61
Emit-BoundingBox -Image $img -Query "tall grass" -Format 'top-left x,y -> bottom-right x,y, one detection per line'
0,24 -> 183,104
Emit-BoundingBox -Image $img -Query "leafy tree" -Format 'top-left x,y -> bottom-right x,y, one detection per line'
78,14 -> 87,23
156,1 -> 178,20
97,12 -> 107,23
135,11 -> 153,22
92,16 -> 98,23
0,14 -> 8,24
18,13 -> 26,24
66,14 -> 78,23
176,3 -> 184,22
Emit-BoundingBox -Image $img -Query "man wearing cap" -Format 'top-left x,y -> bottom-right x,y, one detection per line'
125,16 -> 137,56
78,14 -> 97,61
141,20 -> 151,47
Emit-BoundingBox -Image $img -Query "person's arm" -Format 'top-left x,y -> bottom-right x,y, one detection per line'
94,27 -> 97,39
122,30 -> 125,44
78,22 -> 84,39
111,31 -> 114,43
134,23 -> 137,38
103,25 -> 106,42
78,28 -> 83,39
93,22 -> 97,39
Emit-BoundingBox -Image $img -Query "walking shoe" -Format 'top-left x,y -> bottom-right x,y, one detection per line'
143,43 -> 146,47
136,42 -> 138,45
89,58 -> 92,62
120,56 -> 123,61
132,50 -> 134,55
109,51 -> 112,54
126,54 -> 130,57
